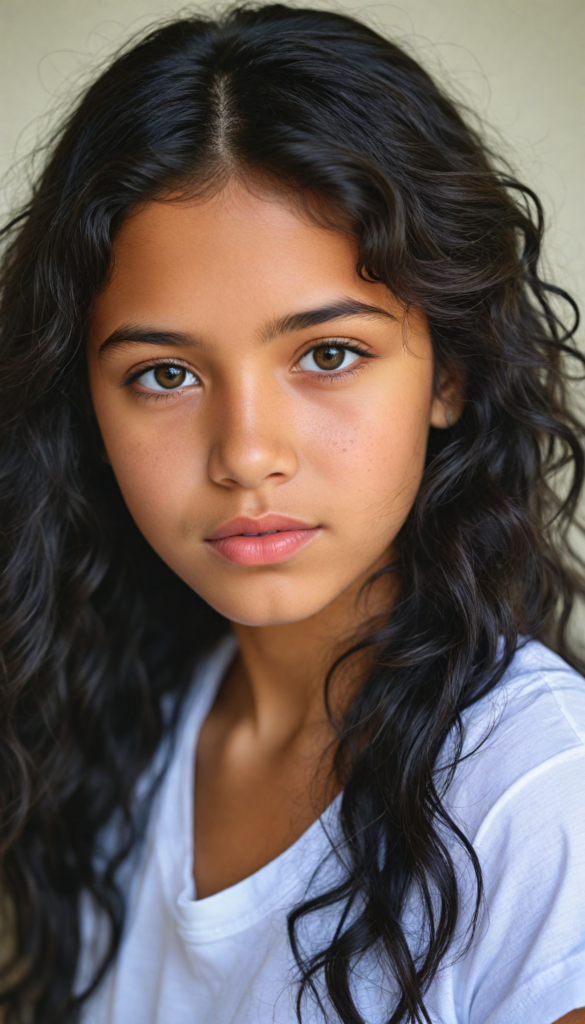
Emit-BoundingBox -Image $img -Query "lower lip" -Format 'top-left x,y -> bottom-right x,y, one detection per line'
206,528 -> 320,566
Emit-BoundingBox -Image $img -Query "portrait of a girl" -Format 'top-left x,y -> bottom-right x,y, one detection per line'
0,5 -> 584,1023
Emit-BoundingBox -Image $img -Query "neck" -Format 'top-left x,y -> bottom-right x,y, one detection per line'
229,567 -> 395,747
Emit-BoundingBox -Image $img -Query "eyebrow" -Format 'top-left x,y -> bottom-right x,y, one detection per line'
98,325 -> 206,357
97,298 -> 397,356
260,298 -> 397,341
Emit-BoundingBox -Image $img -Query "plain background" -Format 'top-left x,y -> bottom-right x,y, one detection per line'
1,0 -> 584,308
0,0 -> 584,629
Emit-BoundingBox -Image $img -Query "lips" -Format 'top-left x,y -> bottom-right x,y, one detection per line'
207,515 -> 315,541
205,515 -> 320,566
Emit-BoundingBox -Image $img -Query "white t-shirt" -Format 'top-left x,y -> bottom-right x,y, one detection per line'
81,636 -> 585,1024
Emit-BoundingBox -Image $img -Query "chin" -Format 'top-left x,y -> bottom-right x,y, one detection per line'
204,600 -> 324,628
191,578 -> 336,628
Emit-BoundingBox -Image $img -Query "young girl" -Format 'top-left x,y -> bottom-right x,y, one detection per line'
0,5 -> 584,1023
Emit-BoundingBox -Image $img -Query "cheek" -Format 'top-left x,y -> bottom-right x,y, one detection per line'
299,381 -> 431,532
94,396 -> 209,532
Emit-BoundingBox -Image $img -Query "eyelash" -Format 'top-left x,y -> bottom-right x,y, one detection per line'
121,342 -> 373,396
298,342 -> 373,382
122,359 -> 198,396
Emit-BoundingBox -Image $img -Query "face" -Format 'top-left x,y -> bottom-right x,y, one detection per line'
88,182 -> 454,627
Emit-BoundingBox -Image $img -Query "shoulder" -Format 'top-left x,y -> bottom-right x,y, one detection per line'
443,639 -> 585,840
432,643 -> 585,1024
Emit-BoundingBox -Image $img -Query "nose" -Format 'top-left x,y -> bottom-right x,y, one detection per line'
207,375 -> 298,490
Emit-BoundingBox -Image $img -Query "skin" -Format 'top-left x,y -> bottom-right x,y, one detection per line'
88,181 -> 582,1024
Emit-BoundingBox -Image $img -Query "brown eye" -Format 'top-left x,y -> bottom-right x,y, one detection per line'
133,364 -> 199,393
153,365 -> 186,389
312,345 -> 345,370
298,345 -> 360,374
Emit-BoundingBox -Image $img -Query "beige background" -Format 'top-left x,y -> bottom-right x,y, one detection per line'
0,0 -> 584,627
1,0 -> 584,311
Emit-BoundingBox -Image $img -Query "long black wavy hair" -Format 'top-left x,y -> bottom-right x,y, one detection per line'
0,5 -> 583,1022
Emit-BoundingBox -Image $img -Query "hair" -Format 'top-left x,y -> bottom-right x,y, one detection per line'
0,4 -> 583,1022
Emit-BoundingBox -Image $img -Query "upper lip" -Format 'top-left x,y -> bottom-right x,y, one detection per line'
206,514 -> 318,541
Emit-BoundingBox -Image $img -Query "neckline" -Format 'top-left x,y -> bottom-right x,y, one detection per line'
155,635 -> 343,943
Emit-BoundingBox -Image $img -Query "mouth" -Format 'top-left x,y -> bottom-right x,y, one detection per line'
205,515 -> 321,566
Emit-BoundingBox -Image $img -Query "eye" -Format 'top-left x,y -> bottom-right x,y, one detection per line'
298,345 -> 361,373
135,364 -> 199,391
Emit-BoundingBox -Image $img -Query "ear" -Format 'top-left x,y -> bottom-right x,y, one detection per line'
429,364 -> 464,429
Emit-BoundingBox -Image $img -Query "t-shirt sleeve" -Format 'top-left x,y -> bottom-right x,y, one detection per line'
447,748 -> 585,1024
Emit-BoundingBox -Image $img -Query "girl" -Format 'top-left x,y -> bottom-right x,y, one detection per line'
0,5 -> 584,1023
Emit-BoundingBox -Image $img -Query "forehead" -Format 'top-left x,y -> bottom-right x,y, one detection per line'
90,184 -> 396,342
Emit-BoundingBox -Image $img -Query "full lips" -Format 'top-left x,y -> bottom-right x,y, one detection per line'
207,528 -> 319,566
